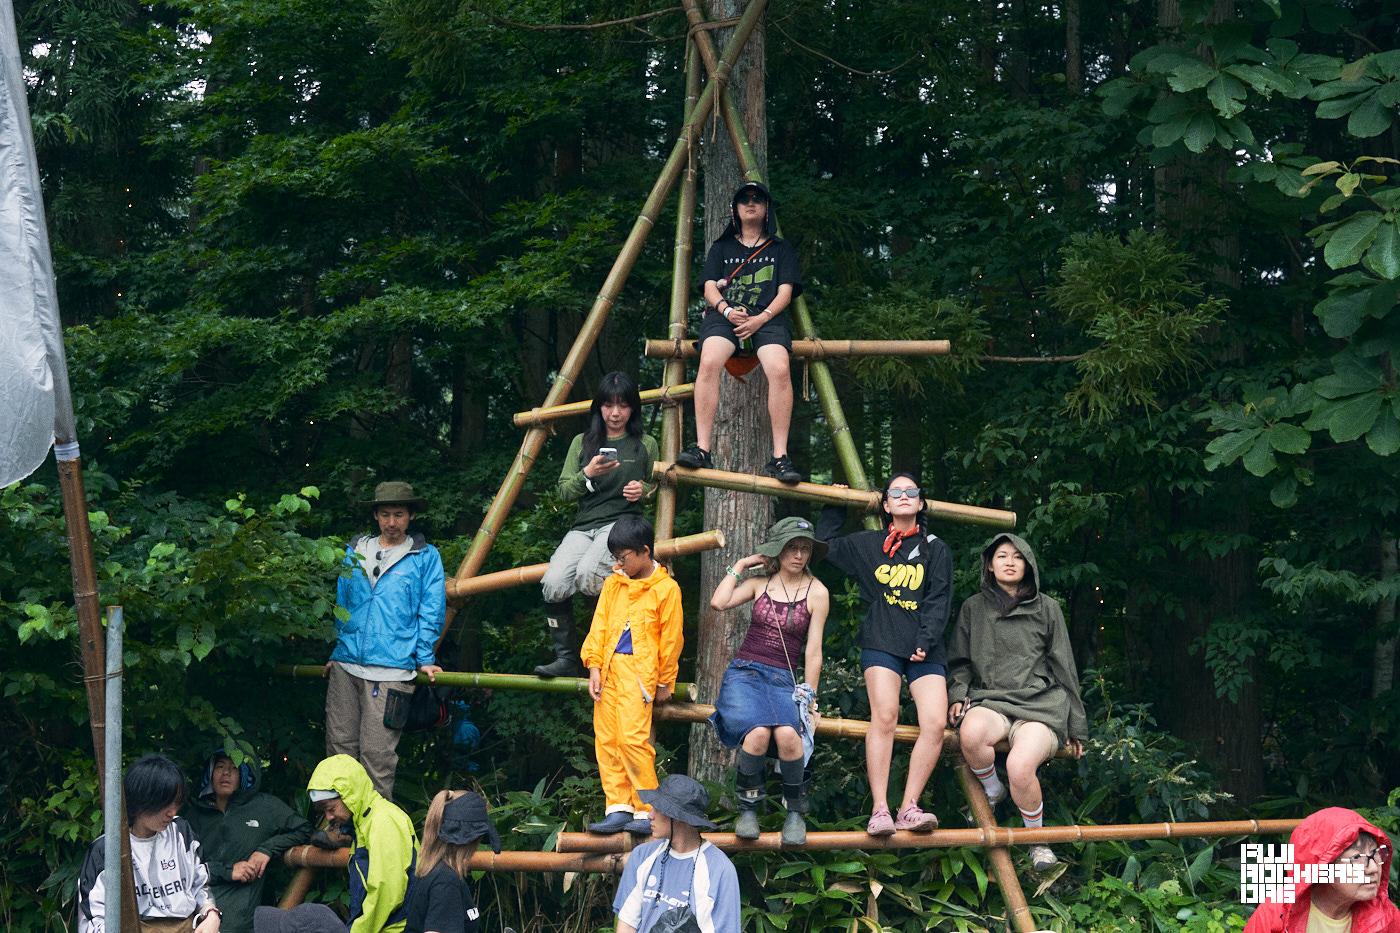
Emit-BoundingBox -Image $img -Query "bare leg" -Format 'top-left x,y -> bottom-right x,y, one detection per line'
741,726 -> 773,756
772,726 -> 803,760
756,344 -> 793,457
900,674 -> 948,808
863,666 -> 903,810
957,707 -> 1010,773
693,337 -> 736,451
1005,722 -> 1059,815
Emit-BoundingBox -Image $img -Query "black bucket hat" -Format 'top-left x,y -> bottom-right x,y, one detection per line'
439,791 -> 502,853
639,774 -> 716,830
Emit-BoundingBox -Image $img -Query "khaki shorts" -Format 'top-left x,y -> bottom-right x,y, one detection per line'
979,708 -> 1060,761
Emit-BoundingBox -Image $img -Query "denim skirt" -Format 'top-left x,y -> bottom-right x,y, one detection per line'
709,658 -> 802,748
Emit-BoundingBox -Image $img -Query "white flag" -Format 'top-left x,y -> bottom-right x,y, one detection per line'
0,0 -> 77,486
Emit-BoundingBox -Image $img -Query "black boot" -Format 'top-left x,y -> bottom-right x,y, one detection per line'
780,758 -> 808,845
734,751 -> 765,840
534,601 -> 581,677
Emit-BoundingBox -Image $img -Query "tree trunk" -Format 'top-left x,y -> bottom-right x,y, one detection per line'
1373,535 -> 1397,699
689,0 -> 773,786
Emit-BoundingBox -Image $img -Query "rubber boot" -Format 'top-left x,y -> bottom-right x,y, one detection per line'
780,757 -> 808,845
534,601 -> 581,677
734,751 -> 766,840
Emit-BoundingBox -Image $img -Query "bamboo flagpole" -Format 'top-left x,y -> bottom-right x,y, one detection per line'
651,462 -> 1017,528
444,530 -> 724,598
512,383 -> 696,428
645,339 -> 951,360
438,0 -> 773,649
277,665 -> 701,703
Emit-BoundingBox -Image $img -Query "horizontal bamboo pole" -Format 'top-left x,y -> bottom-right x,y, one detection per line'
651,463 -> 1017,528
512,384 -> 696,428
445,530 -> 726,598
651,701 -> 1071,756
276,665 -> 699,703
645,338 -> 951,360
283,845 -> 625,875
555,818 -> 1302,854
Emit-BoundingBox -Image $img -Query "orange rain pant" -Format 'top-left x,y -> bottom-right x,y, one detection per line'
593,653 -> 658,814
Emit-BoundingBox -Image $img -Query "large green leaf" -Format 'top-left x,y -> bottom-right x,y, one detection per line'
1242,434 -> 1278,476
1206,74 -> 1247,118
1205,427 -> 1263,469
1267,422 -> 1311,454
1327,393 -> 1384,442
1366,406 -> 1400,455
1324,212 -> 1383,269
1315,287 -> 1369,337
1364,220 -> 1400,280
1348,97 -> 1394,138
1168,61 -> 1219,92
1183,113 -> 1218,153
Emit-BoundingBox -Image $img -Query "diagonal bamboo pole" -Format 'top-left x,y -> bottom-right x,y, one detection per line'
438,0 -> 772,648
512,383 -> 695,428
652,462 -> 1017,528
655,40 -> 703,542
277,665 -> 700,702
556,816 -> 1303,854
645,339 -> 951,359
443,530 -> 724,598
959,761 -> 1035,933
680,0 -> 876,526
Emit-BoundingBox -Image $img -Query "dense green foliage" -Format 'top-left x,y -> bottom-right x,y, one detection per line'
5,0 -> 1400,929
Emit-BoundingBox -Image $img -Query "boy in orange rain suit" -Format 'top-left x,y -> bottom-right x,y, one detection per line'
580,515 -> 684,836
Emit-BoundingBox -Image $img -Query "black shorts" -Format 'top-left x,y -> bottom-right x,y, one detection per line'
697,308 -> 793,352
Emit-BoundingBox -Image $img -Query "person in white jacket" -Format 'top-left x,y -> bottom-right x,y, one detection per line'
77,754 -> 221,933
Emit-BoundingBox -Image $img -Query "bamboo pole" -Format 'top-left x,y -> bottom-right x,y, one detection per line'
282,845 -> 626,876
655,40 -> 702,542
645,339 -> 951,360
58,457 -> 106,773
277,867 -> 317,909
439,0 -> 772,649
277,665 -> 700,703
556,817 -> 1303,854
678,0 -> 877,524
652,463 -> 1017,528
959,762 -> 1035,933
512,384 -> 696,428
444,530 -> 725,598
651,701 -> 1072,756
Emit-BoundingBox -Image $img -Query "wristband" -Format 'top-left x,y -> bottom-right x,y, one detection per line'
725,565 -> 744,582
197,907 -> 223,926
722,305 -> 732,321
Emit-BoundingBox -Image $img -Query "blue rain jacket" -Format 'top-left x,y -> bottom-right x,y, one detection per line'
331,533 -> 446,670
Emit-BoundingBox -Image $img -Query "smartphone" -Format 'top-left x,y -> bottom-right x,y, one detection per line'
599,447 -> 618,463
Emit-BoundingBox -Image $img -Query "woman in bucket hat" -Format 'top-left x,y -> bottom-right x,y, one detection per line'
708,516 -> 829,845
613,775 -> 740,933
404,790 -> 501,933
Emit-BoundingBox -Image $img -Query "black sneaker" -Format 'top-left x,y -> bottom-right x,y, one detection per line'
764,454 -> 802,484
676,445 -> 713,470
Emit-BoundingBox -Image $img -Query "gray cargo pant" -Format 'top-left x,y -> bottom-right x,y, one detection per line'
540,524 -> 617,603
325,663 -> 413,799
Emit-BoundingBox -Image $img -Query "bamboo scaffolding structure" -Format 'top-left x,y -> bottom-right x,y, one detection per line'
651,701 -> 1072,756
277,665 -> 700,703
678,0 -> 877,525
655,41 -> 702,542
443,530 -> 725,598
959,762 -> 1034,932
439,0 -> 772,650
556,817 -> 1303,854
281,845 -> 626,877
645,338 -> 951,360
512,384 -> 695,428
652,463 -> 1017,528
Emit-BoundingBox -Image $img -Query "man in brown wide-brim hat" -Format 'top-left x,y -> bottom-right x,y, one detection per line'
324,481 -> 445,800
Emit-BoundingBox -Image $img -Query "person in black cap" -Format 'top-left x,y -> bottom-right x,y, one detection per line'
612,775 -> 740,933
676,181 -> 805,485
404,790 -> 500,933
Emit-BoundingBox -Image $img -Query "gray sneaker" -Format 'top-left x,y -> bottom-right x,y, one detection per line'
1029,844 -> 1058,871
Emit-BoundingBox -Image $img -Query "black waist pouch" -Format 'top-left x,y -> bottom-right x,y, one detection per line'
383,684 -> 448,731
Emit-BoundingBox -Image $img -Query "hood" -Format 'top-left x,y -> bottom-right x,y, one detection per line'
308,754 -> 381,836
720,180 -> 777,241
618,561 -> 674,594
980,532 -> 1041,592
197,746 -> 262,803
1286,808 -> 1393,909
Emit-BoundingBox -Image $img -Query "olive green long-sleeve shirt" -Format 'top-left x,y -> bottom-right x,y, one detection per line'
557,432 -> 659,531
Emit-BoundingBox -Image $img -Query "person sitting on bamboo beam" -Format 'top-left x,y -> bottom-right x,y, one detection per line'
817,474 -> 953,837
326,481 -> 445,801
948,534 -> 1087,874
707,517 -> 829,846
581,515 -> 684,836
536,371 -> 658,678
675,181 -> 804,485
403,790 -> 500,933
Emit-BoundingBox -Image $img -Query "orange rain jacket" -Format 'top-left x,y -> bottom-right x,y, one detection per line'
581,563 -> 684,694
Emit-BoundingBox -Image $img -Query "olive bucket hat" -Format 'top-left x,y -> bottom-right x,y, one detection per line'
754,516 -> 826,561
360,480 -> 426,511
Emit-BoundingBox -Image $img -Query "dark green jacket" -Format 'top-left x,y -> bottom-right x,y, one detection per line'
184,753 -> 312,933
947,533 -> 1089,745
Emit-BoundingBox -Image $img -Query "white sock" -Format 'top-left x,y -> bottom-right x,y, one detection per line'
1020,802 -> 1044,829
972,763 -> 1005,800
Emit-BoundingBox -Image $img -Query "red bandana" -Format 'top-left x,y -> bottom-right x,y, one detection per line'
882,524 -> 918,558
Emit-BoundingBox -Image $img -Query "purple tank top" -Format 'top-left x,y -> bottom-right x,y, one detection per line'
736,587 -> 812,672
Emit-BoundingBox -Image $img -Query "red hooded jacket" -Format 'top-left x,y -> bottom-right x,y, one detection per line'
1244,807 -> 1399,932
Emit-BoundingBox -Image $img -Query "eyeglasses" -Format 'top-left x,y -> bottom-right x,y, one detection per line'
886,487 -> 922,500
612,550 -> 634,563
736,193 -> 767,205
1337,846 -> 1389,867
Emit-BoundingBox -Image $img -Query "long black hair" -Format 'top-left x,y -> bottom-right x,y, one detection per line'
580,371 -> 643,464
125,753 -> 186,825
879,471 -> 928,530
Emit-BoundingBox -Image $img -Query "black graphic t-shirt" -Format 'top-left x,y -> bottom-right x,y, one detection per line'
701,235 -> 803,316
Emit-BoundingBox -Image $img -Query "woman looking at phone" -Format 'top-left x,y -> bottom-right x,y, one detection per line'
534,371 -> 658,678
